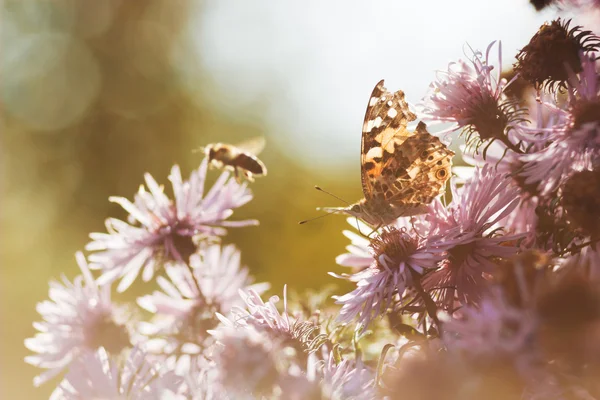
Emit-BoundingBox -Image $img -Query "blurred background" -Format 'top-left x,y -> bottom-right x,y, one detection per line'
0,0 -> 565,397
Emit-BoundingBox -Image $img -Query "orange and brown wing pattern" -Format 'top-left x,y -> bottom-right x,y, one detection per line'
360,80 -> 417,201
386,122 -> 454,206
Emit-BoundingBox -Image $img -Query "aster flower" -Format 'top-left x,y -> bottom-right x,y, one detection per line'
332,217 -> 450,331
514,18 -> 600,90
86,159 -> 257,292
422,166 -> 524,309
210,325 -> 282,398
25,253 -> 130,387
221,287 -> 328,355
136,243 -> 268,373
50,347 -> 183,400
280,352 -> 376,400
520,55 -> 600,197
420,41 -> 526,155
442,289 -> 537,361
318,354 -> 376,400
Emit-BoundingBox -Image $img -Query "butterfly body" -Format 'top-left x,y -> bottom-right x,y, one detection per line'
323,80 -> 454,227
202,139 -> 267,183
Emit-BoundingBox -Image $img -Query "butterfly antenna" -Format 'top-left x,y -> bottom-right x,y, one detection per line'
314,186 -> 350,205
298,210 -> 339,225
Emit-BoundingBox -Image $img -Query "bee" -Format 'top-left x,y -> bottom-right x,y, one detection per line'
197,137 -> 267,183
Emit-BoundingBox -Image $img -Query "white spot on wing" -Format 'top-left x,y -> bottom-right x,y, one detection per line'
387,107 -> 398,118
365,147 -> 383,159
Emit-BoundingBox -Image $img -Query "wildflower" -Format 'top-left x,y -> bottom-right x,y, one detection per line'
136,243 -> 268,372
24,253 -> 130,386
210,325 -> 281,398
280,352 -> 376,400
420,41 -> 526,155
422,166 -> 524,308
318,354 -> 375,400
86,159 -> 257,292
50,347 -> 183,399
514,18 -> 600,90
221,287 -> 328,355
332,218 -> 449,330
519,55 -> 600,196
443,289 -> 536,361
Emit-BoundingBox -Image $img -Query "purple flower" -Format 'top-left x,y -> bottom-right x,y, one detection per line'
219,287 -> 327,354
318,354 -> 375,400
50,347 -> 183,399
419,41 -> 524,153
280,351 -> 375,400
520,54 -> 600,196
210,325 -> 281,398
136,243 -> 268,372
332,218 -> 449,330
422,166 -> 524,308
442,289 -> 536,359
86,159 -> 257,292
24,253 -> 130,387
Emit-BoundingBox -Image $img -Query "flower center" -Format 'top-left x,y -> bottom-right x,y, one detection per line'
447,241 -> 478,270
85,312 -> 130,354
469,94 -> 509,142
370,228 -> 417,270
514,18 -> 598,89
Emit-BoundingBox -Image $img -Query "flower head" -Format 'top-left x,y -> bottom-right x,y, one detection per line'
423,166 -> 524,308
332,218 -> 449,330
420,41 -> 526,154
514,18 -> 600,90
210,325 -> 281,398
86,159 -> 257,292
50,347 -> 183,400
25,253 -> 130,387
221,287 -> 327,355
136,243 -> 268,372
519,55 -> 600,197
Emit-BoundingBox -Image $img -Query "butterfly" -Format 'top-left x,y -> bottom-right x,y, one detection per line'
198,137 -> 267,183
322,80 -> 454,228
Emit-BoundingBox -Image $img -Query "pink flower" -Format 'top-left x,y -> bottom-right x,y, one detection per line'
136,243 -> 267,373
86,159 -> 257,292
423,166 -> 524,308
25,253 -> 130,387
420,41 -> 524,154
332,217 -> 450,330
50,347 -> 183,399
219,287 -> 327,354
520,54 -> 600,196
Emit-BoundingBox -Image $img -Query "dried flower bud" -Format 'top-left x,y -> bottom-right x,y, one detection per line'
514,19 -> 600,90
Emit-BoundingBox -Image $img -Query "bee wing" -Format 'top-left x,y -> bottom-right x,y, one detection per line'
235,136 -> 266,155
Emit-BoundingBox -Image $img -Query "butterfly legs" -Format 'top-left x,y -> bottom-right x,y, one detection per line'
355,218 -> 382,239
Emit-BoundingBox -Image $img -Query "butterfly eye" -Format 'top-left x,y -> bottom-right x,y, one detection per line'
351,204 -> 361,212
436,169 -> 447,179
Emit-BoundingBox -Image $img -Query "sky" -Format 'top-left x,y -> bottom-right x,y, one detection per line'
184,0 -> 555,168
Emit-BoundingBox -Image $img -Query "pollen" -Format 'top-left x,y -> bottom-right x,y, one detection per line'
370,227 -> 417,271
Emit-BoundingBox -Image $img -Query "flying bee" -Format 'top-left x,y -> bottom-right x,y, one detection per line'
197,137 -> 267,183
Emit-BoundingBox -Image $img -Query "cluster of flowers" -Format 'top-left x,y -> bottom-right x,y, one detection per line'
26,10 -> 600,400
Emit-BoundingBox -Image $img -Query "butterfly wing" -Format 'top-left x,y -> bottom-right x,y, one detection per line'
360,81 -> 453,212
361,80 -> 417,201
386,122 -> 454,207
